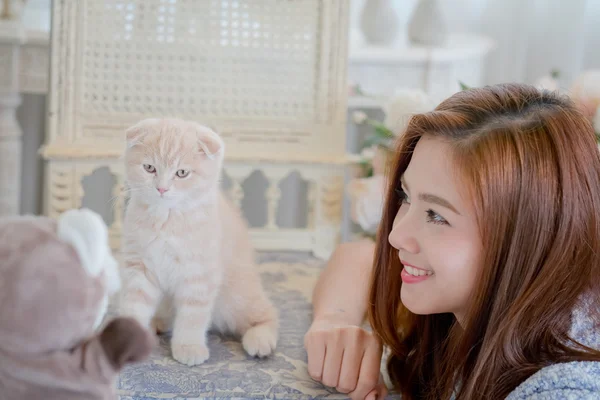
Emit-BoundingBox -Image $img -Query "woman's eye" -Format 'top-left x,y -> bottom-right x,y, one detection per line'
395,188 -> 410,205
143,164 -> 156,173
426,209 -> 449,225
176,169 -> 189,178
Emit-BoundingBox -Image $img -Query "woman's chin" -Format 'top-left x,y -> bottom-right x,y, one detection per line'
401,289 -> 436,315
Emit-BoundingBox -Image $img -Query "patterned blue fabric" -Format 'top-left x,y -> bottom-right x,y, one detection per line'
116,252 -> 599,399
116,252 -> 392,399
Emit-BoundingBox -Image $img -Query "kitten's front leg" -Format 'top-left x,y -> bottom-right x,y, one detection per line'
170,273 -> 219,366
118,261 -> 162,328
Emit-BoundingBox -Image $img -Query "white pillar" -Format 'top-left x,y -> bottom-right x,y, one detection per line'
0,20 -> 25,215
313,170 -> 345,260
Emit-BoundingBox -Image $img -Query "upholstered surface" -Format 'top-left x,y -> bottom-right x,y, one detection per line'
115,252 -> 393,400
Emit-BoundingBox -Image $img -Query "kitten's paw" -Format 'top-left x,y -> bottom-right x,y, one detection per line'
242,323 -> 278,358
171,342 -> 210,366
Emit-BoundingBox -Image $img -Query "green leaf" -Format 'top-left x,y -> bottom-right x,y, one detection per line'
459,81 -> 471,91
381,138 -> 396,150
366,120 -> 395,137
362,232 -> 377,241
551,69 -> 560,79
374,124 -> 395,138
363,134 -> 391,149
358,158 -> 370,167
356,159 -> 374,177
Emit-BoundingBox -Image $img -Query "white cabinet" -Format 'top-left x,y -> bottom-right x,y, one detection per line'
348,33 -> 494,108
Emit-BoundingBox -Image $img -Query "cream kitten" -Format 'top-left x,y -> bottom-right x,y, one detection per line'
118,118 -> 278,366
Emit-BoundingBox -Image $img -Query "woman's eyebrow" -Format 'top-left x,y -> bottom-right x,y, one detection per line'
419,193 -> 461,215
401,176 -> 461,215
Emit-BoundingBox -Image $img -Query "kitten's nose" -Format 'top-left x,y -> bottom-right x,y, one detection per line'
157,187 -> 169,195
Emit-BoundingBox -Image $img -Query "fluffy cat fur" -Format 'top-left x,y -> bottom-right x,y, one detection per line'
118,118 -> 278,366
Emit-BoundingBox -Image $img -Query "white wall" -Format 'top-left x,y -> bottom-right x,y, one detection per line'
17,94 -> 46,215
15,0 -> 600,220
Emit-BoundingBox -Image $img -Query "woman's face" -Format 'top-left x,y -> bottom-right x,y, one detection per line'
388,135 -> 483,323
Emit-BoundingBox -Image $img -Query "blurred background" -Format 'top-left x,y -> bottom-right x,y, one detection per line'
2,0 -> 600,257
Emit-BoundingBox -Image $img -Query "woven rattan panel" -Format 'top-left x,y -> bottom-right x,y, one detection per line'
47,0 -> 349,160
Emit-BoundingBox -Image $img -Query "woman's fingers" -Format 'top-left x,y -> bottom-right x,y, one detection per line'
336,342 -> 363,393
304,321 -> 384,399
321,336 -> 344,388
348,337 -> 383,400
304,329 -> 326,381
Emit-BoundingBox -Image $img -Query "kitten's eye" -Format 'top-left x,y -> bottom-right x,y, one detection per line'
176,169 -> 189,178
143,164 -> 156,173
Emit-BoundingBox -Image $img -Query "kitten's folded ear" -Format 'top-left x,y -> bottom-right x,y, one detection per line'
193,123 -> 225,160
125,118 -> 160,148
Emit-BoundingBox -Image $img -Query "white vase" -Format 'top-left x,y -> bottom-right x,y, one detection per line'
1,0 -> 26,20
408,0 -> 447,47
359,0 -> 401,46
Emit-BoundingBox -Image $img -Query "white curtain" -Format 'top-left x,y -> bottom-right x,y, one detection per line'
351,0 -> 600,88
474,0 -> 599,88
28,0 -> 600,88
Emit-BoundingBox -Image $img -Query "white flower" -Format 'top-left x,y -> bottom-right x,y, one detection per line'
570,69 -> 600,118
347,175 -> 386,234
594,105 -> 600,134
534,71 -> 560,92
360,146 -> 376,160
353,110 -> 368,125
570,70 -> 600,100
383,89 -> 433,136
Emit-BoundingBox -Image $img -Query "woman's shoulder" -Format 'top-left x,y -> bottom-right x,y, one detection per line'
507,294 -> 600,399
569,292 -> 599,342
506,361 -> 600,399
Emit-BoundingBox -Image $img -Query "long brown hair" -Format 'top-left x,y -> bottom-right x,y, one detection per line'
369,83 -> 600,400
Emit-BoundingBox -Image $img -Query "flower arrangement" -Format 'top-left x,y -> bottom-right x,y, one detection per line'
568,70 -> 600,142
1,0 -> 26,20
347,88 -> 434,238
535,69 -> 600,141
345,73 -> 600,239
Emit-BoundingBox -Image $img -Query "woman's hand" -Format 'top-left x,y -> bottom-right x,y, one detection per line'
304,317 -> 387,400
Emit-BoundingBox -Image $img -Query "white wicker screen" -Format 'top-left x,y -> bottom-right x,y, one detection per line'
45,0 -> 348,161
43,0 -> 350,259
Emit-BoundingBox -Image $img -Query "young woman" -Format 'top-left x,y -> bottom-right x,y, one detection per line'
304,83 -> 600,400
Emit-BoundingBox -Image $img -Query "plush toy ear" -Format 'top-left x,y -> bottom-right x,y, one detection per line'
99,317 -> 155,371
192,123 -> 224,160
57,208 -> 110,278
125,118 -> 160,148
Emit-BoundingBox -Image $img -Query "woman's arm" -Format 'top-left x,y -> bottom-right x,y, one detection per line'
304,240 -> 387,400
311,239 -> 375,325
